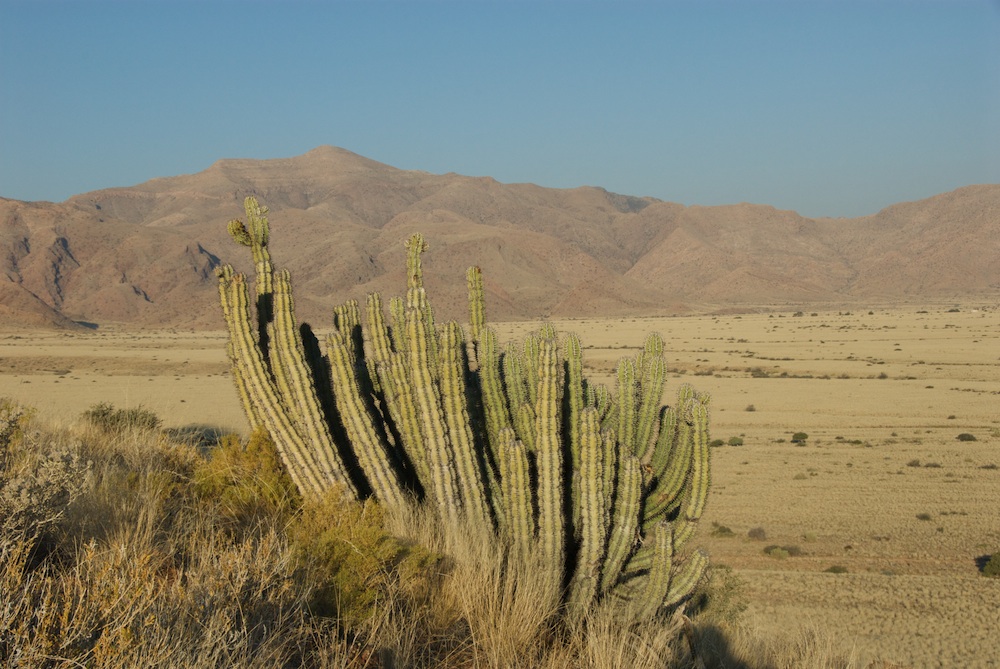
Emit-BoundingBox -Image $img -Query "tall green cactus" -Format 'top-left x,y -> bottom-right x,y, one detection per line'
217,196 -> 712,625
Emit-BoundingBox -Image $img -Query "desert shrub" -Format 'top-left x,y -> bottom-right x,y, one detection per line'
983,553 -> 1000,578
727,436 -> 744,446
747,527 -> 767,541
980,463 -> 998,470
744,404 -> 756,412
790,432 -> 809,444
916,512 -> 933,521
956,433 -> 977,442
83,402 -> 161,434
763,544 -> 803,558
288,489 -> 442,628
906,459 -> 921,467
710,522 -> 735,537
193,426 -> 300,525
824,565 -> 849,574
0,402 -> 91,536
709,438 -> 726,448
923,462 -> 942,468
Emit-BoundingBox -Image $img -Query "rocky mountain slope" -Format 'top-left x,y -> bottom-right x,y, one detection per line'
1,146 -> 997,329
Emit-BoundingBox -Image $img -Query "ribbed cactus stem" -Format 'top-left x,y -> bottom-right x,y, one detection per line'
467,266 -> 485,346
663,550 -> 708,608
326,331 -> 407,509
498,428 -> 534,552
535,337 -> 565,592
566,406 -> 605,620
635,355 -> 665,462
616,358 -> 637,458
388,296 -> 406,354
269,270 -> 354,490
477,327 -> 512,466
628,523 -> 673,621
600,454 -> 642,593
218,266 -> 264,429
377,351 -> 430,485
440,321 -> 492,527
564,333 -> 585,527
405,307 -> 461,524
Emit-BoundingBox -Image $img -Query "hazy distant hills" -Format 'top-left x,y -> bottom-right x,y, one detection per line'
1,146 -> 998,329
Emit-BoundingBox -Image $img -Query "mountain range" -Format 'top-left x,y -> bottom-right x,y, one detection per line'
1,146 -> 998,330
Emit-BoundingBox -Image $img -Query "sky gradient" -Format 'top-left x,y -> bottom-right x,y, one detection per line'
1,0 -> 998,218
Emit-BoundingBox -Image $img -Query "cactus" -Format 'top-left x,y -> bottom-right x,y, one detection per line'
217,196 -> 711,625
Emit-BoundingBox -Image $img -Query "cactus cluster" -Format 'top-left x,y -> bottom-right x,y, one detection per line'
217,196 -> 711,624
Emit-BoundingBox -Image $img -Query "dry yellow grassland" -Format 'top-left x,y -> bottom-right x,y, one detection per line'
1,304 -> 997,667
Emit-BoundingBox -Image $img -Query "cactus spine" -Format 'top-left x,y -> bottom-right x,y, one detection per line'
218,196 -> 711,625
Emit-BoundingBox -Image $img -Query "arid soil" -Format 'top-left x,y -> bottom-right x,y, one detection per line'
1,304 -> 997,668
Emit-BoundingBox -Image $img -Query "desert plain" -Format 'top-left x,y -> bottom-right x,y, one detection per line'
1,303 -> 998,668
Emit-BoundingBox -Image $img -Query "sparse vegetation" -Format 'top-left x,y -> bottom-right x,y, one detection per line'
982,553 -> 1000,578
0,401 -> 888,667
791,432 -> 809,444
956,433 -> 977,442
83,401 -> 162,433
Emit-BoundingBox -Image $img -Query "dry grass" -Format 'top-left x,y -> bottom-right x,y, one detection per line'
0,400 -> 881,669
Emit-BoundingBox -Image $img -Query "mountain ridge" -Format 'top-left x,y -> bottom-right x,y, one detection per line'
1,148 -> 998,329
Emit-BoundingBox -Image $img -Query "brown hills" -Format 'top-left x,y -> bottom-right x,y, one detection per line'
1,145 -> 998,329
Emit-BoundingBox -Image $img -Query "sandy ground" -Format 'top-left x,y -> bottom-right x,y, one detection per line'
1,305 -> 998,668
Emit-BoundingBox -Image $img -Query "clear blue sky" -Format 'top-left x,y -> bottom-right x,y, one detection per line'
1,0 -> 998,218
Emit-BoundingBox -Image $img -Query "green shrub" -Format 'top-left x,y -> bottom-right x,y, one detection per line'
824,565 -> 849,574
791,432 -> 809,444
983,553 -> 1000,578
193,427 -> 300,524
956,433 -> 977,442
82,402 -> 161,434
727,436 -> 744,446
288,491 -> 442,627
763,544 -> 803,558
916,513 -> 933,521
709,438 -> 726,448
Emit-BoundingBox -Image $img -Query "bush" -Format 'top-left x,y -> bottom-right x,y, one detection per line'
193,427 -> 301,525
727,436 -> 744,447
747,527 -> 767,541
710,522 -> 735,537
983,553 -> 1000,578
824,565 -> 849,574
744,404 -> 756,412
82,402 -> 161,434
791,432 -> 809,444
288,490 -> 442,627
956,433 -> 977,442
916,513 -> 933,521
709,439 -> 726,448
763,544 -> 803,558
